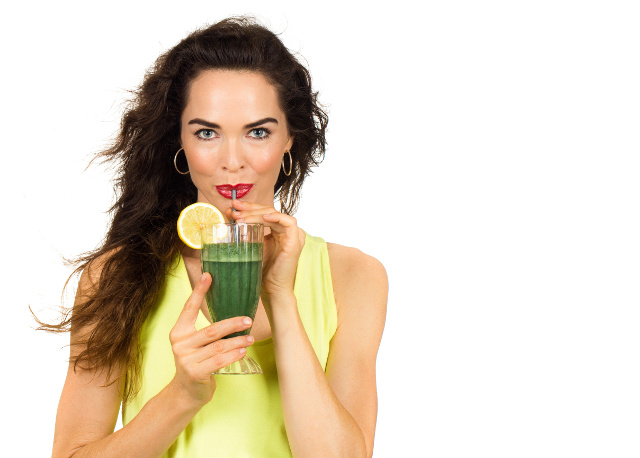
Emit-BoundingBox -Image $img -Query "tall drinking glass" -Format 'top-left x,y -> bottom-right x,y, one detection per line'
200,223 -> 264,375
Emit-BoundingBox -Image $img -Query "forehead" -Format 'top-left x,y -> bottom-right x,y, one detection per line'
183,69 -> 283,122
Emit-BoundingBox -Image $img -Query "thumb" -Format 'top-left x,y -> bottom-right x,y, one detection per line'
175,272 -> 211,329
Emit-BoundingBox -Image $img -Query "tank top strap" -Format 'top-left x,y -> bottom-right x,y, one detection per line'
292,231 -> 338,369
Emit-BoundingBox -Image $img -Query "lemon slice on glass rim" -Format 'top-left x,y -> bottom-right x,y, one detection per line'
177,202 -> 227,249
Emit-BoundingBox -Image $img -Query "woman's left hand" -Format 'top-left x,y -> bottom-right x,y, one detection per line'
226,200 -> 303,305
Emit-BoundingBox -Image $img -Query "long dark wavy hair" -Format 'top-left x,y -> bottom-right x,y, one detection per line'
35,16 -> 328,402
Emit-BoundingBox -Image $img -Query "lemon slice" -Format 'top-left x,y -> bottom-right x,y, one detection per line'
177,202 -> 227,249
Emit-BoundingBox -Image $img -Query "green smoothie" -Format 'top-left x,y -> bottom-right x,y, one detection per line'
201,242 -> 263,339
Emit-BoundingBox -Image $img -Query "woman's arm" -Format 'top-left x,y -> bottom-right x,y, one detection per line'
228,200 -> 387,457
53,358 -> 201,458
53,262 -> 252,457
270,245 -> 388,458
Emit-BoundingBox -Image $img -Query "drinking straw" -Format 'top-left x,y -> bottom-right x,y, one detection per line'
232,189 -> 237,220
231,189 -> 237,242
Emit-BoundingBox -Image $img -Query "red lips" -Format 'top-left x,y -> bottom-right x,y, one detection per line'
215,183 -> 253,199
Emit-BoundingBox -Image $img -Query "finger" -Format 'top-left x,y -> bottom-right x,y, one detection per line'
232,207 -> 276,216
233,209 -> 295,230
225,207 -> 241,223
229,199 -> 275,216
231,199 -> 268,210
190,316 -> 253,347
261,212 -> 298,234
224,207 -> 245,221
231,208 -> 277,220
174,273 -> 211,330
227,204 -> 276,224
196,334 -> 255,363
201,347 -> 248,374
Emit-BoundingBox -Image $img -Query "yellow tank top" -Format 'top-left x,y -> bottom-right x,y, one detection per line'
122,231 -> 337,457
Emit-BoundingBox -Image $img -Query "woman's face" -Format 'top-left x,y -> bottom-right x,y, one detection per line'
180,69 -> 293,217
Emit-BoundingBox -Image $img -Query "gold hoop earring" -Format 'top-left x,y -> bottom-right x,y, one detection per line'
282,150 -> 292,177
174,148 -> 190,175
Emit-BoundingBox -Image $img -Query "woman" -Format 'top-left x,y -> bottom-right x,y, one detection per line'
47,16 -> 387,457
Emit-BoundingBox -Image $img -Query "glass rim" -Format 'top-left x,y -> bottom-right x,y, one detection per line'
202,222 -> 264,227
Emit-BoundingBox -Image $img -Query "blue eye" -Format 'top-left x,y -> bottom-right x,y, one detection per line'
249,128 -> 271,140
197,129 -> 216,140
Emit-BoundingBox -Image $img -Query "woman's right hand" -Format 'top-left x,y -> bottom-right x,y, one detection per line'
168,272 -> 254,406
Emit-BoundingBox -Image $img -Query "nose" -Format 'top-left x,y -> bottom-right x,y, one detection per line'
220,139 -> 245,173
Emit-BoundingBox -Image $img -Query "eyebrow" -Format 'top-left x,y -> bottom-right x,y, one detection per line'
187,117 -> 279,129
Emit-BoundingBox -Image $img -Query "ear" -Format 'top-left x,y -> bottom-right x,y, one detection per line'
285,135 -> 294,153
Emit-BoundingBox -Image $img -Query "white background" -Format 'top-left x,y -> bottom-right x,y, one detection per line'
2,0 -> 639,456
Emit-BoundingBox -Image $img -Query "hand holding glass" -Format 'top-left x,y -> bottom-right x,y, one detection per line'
200,223 -> 264,375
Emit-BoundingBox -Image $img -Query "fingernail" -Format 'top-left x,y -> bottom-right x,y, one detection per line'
247,335 -> 255,343
243,317 -> 252,326
263,213 -> 271,218
201,273 -> 207,282
239,347 -> 247,354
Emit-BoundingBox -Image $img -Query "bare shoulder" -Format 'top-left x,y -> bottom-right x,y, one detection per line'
72,248 -> 121,333
326,242 -> 386,272
326,242 -> 388,326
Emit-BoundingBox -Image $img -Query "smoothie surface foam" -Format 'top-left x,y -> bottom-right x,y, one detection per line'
201,242 -> 263,262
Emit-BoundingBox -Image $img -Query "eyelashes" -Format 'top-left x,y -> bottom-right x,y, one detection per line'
196,129 -> 216,140
195,127 -> 272,141
248,127 -> 271,140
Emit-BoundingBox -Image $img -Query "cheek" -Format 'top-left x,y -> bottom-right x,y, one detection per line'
180,132 -> 214,174
187,150 -> 217,175
252,149 -> 283,175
